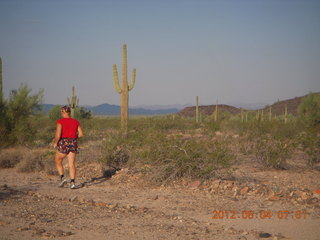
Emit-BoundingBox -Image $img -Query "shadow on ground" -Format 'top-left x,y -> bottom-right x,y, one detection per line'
79,167 -> 118,188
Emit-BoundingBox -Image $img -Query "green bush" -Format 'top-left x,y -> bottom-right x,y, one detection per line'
48,105 -> 62,121
102,125 -> 233,184
254,135 -> 293,169
299,131 -> 320,167
1,84 -> 43,146
298,93 -> 320,128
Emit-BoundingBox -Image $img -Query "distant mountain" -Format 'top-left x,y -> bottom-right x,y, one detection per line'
178,104 -> 241,117
42,104 -> 55,114
41,103 -> 179,115
225,102 -> 267,110
90,103 -> 179,115
42,93 -> 316,117
177,93 -> 317,117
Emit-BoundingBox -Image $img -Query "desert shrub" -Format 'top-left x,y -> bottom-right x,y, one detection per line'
102,123 -> 233,184
103,132 -> 130,169
254,135 -> 293,169
9,119 -> 36,145
298,92 -> 320,128
299,131 -> 320,167
16,149 -> 55,173
1,84 -> 44,146
78,107 -> 92,119
144,135 -> 233,183
0,148 -> 25,168
229,119 -> 301,142
48,105 -> 62,121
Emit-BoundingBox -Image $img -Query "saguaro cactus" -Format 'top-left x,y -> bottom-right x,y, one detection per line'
269,106 -> 272,121
0,57 -> 2,99
240,109 -> 243,122
67,86 -> 79,118
196,96 -> 199,123
284,104 -> 288,124
113,44 -> 136,135
214,100 -> 218,122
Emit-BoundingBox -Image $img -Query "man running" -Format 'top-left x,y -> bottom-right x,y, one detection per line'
53,106 -> 84,189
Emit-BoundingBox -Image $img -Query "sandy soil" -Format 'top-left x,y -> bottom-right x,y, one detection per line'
0,160 -> 319,240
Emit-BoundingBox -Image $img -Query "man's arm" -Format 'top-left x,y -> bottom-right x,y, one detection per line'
53,123 -> 62,148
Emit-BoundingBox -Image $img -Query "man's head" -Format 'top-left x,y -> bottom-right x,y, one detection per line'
60,106 -> 71,117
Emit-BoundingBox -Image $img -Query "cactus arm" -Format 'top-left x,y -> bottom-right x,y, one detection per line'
113,64 -> 122,94
128,68 -> 136,91
67,97 -> 71,106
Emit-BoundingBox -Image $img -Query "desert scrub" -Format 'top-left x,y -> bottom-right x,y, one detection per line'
254,135 -> 293,169
0,148 -> 25,168
141,134 -> 233,184
16,149 -> 56,174
299,131 -> 320,167
102,126 -> 234,184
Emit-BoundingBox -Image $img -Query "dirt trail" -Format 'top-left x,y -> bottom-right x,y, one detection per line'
0,166 -> 319,240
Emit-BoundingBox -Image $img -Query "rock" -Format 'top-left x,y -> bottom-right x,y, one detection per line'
240,187 -> 249,195
40,218 -> 52,223
295,191 -> 309,201
153,195 -> 159,200
259,232 -> 272,238
70,196 -> 78,202
269,196 -> 280,201
107,203 -> 118,209
312,189 -> 320,195
190,180 -> 202,188
96,202 -> 107,207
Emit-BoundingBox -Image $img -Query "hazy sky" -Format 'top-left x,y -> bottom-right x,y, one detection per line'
0,0 -> 319,107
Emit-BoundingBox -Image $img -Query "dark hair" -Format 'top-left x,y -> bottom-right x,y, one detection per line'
61,105 -> 71,113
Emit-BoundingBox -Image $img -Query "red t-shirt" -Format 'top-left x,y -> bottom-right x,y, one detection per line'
56,118 -> 80,139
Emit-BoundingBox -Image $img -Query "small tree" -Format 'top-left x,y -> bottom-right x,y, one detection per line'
298,93 -> 320,128
5,84 -> 43,144
48,105 -> 62,121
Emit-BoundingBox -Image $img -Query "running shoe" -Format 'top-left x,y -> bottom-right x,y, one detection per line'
70,182 -> 77,189
58,179 -> 68,188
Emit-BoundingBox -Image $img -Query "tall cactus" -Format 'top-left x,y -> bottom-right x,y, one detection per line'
284,104 -> 288,124
0,57 -> 2,100
214,99 -> 218,122
269,106 -> 272,121
113,44 -> 136,135
241,109 -> 244,122
195,96 -> 199,123
67,86 -> 79,118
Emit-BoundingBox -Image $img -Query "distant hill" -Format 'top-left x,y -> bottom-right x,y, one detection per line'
177,104 -> 241,118
90,103 -> 179,115
42,104 -> 55,114
177,93 -> 317,117
41,103 -> 179,115
42,92 -> 317,117
261,96 -> 303,116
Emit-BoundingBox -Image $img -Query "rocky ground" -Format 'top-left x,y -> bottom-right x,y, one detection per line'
0,159 -> 320,240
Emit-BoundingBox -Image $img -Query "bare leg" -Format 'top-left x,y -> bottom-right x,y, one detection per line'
55,151 -> 67,176
68,152 -> 76,180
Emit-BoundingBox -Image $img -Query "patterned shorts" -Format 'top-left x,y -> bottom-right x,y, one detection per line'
57,138 -> 79,154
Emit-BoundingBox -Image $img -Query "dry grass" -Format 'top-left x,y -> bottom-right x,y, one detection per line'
0,147 -> 25,168
9,148 -> 56,174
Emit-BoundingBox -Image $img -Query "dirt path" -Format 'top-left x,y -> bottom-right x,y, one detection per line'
0,167 -> 319,240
